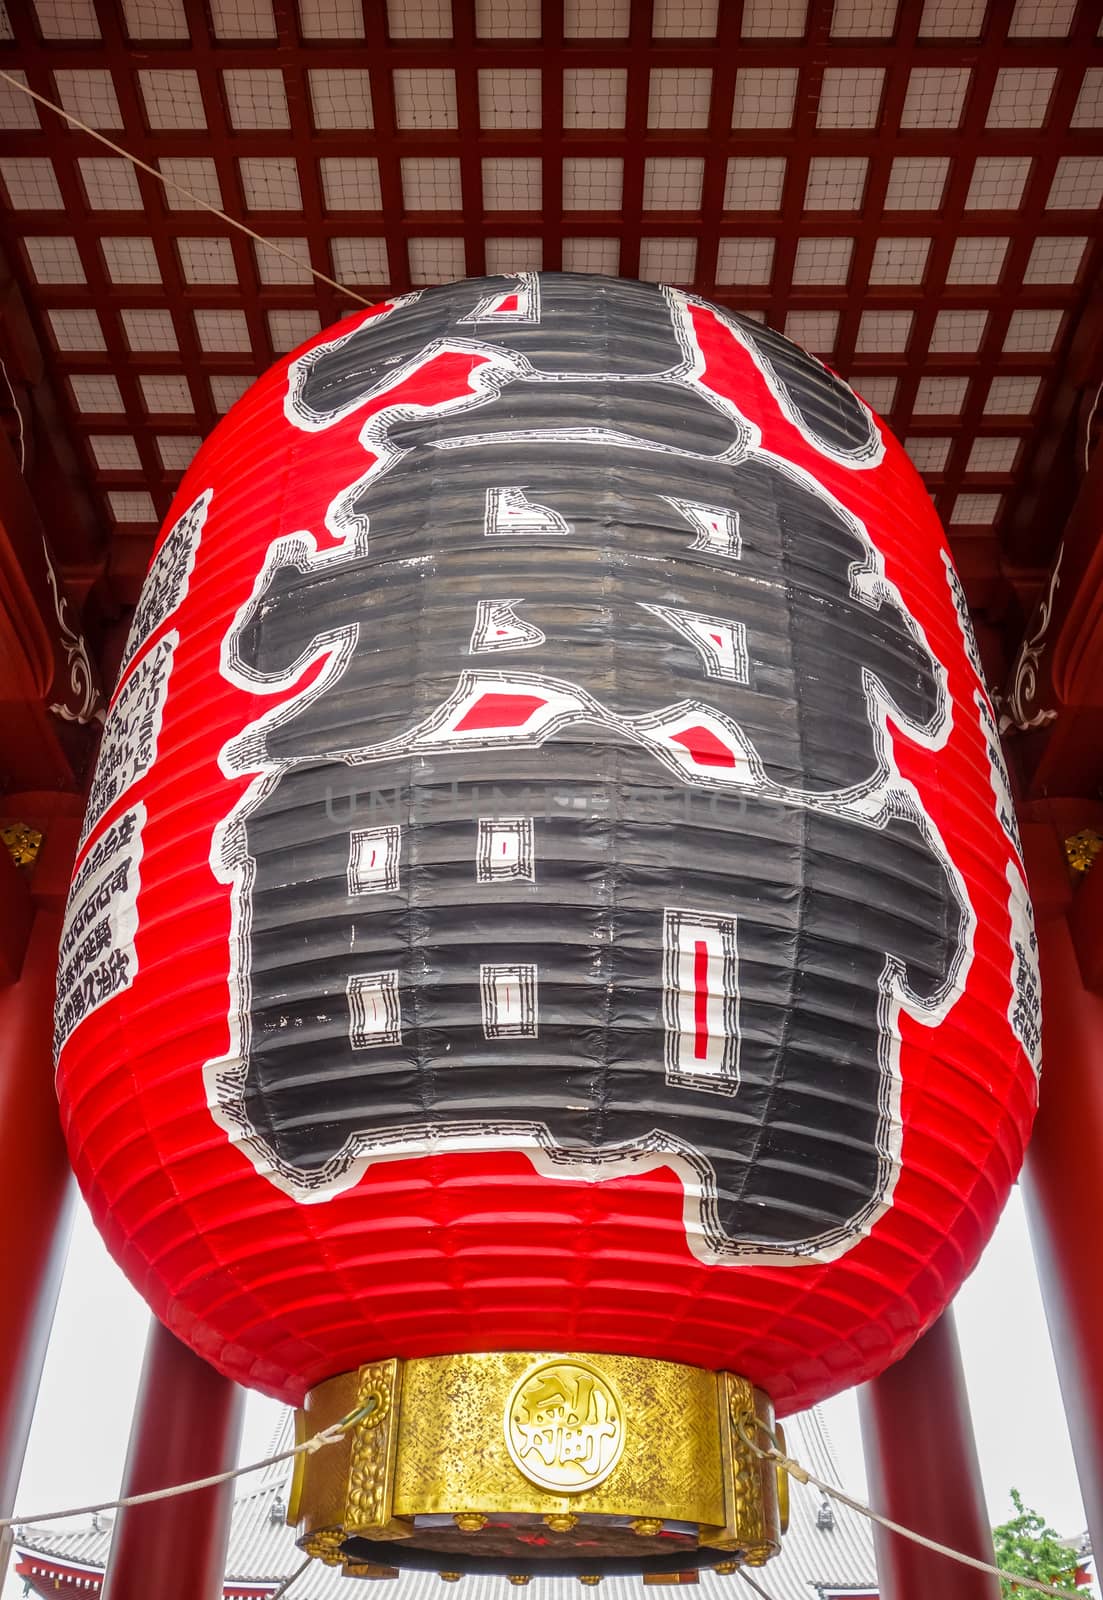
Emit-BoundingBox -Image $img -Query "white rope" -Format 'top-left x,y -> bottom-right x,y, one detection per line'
3,1403 -> 1077,1598
0,69 -> 371,308
0,1404 -> 373,1532
737,1568 -> 779,1599
266,1555 -> 312,1600
740,1422 -> 1079,1600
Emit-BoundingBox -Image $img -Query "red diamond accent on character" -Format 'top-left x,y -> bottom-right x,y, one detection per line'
694,939 -> 710,1061
454,692 -> 548,732
671,724 -> 738,768
498,294 -> 519,313
709,633 -> 722,646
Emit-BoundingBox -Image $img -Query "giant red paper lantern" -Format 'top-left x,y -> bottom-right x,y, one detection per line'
56,275 -> 1040,1576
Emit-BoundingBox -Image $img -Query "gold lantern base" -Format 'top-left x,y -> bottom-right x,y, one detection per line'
289,1352 -> 785,1580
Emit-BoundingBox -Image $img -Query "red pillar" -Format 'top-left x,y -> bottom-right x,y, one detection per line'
0,910 -> 76,1564
101,1319 -> 244,1600
857,1308 -> 1000,1600
1019,911 -> 1103,1565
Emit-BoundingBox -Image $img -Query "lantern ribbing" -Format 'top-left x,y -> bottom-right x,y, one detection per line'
55,274 -> 1041,1579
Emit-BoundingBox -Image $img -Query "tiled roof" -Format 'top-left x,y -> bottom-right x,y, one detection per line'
15,1406 -> 878,1598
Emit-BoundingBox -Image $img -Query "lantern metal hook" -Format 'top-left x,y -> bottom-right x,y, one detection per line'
335,1396 -> 381,1432
731,1413 -> 809,1487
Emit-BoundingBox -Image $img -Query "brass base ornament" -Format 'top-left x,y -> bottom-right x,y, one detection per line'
289,1353 -> 785,1579
1,822 -> 43,870
1065,828 -> 1103,875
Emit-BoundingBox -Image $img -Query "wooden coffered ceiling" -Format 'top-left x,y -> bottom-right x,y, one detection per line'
0,0 -> 1101,662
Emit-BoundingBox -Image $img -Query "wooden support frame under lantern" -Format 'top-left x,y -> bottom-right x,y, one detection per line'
289,1355 -> 784,1578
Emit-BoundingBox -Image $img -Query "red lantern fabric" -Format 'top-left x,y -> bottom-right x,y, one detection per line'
55,275 -> 1040,1413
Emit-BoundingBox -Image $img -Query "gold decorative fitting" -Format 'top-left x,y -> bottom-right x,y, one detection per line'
543,1514 -> 578,1533
774,1423 -> 790,1537
579,1578 -> 602,1586
508,1577 -> 531,1586
300,1527 -> 347,1567
1,822 -> 43,870
1065,829 -> 1103,875
713,1563 -> 738,1575
291,1352 -> 783,1574
439,1575 -> 461,1583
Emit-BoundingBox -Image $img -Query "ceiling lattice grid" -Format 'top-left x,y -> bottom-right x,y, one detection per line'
0,0 -> 1101,604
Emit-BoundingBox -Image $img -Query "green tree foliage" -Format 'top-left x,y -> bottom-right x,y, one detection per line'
992,1489 -> 1082,1597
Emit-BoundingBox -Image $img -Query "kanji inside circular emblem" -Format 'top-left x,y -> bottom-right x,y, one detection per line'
505,1359 -> 626,1494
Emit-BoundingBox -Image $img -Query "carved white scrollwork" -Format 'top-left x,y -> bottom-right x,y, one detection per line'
1001,544 -> 1063,734
42,535 -> 106,726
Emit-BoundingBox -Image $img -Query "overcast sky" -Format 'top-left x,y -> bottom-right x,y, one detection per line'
2,1182 -> 1088,1599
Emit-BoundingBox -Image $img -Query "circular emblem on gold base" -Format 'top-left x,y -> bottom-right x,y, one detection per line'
504,1358 -> 625,1494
